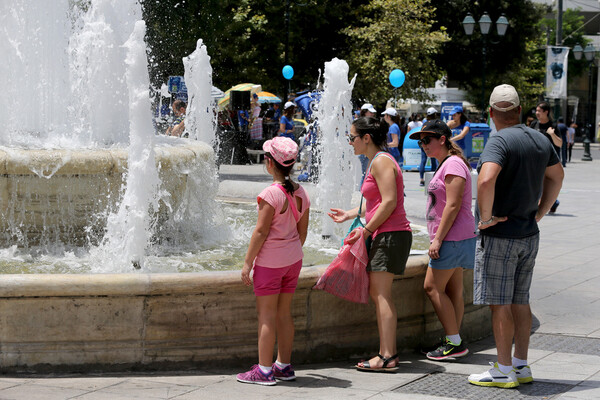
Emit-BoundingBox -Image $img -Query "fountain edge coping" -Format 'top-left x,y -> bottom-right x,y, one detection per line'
0,255 -> 429,298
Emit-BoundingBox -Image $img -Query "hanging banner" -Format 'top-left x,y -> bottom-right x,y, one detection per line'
546,46 -> 569,98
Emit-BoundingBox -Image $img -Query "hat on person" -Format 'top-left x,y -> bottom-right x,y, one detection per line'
381,107 -> 398,117
262,136 -> 298,166
361,103 -> 377,113
449,105 -> 463,116
284,101 -> 296,110
489,84 -> 520,112
426,107 -> 438,116
409,119 -> 452,140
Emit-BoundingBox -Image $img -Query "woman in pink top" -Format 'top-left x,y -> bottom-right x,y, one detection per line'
409,119 -> 476,362
237,137 -> 310,386
329,117 -> 412,372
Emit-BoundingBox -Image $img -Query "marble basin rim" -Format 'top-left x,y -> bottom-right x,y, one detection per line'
0,255 -> 491,372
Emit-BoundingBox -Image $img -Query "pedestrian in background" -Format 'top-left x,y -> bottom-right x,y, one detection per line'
447,106 -> 470,152
411,119 -> 475,361
237,137 -> 310,386
530,101 -> 562,213
557,117 -> 568,167
166,100 -> 186,137
382,108 -> 402,165
468,84 -> 563,389
279,102 -> 296,140
567,121 -> 576,162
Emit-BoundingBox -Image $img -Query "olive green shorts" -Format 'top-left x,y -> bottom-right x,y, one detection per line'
367,230 -> 412,275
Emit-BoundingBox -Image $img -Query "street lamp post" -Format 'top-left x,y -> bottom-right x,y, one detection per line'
573,43 -> 594,161
462,13 -> 509,120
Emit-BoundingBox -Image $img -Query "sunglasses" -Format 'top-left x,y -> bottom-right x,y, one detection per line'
347,134 -> 361,143
418,135 -> 438,147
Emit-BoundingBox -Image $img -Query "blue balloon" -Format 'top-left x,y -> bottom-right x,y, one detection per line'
389,69 -> 405,88
282,65 -> 294,80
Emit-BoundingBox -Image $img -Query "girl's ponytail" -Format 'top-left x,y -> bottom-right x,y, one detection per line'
266,153 -> 295,194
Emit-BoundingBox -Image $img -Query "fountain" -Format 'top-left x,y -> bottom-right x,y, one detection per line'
0,1 -> 489,371
315,58 -> 358,238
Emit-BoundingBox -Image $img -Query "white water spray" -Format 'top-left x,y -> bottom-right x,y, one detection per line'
183,39 -> 215,144
315,58 -> 358,238
93,20 -> 160,271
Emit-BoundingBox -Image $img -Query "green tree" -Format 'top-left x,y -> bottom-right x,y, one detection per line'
431,0 -> 546,112
344,0 -> 449,106
142,0 -> 365,98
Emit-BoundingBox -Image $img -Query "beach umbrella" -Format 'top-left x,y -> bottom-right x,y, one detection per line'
218,83 -> 262,110
256,91 -> 281,104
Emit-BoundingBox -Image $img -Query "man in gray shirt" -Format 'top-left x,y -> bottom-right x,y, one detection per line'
468,84 -> 564,389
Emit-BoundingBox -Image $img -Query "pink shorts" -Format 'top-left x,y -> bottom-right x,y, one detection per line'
253,259 -> 303,296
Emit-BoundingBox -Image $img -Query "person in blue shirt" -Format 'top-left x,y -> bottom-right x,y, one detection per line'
279,102 -> 296,140
447,106 -> 470,151
382,107 -> 402,164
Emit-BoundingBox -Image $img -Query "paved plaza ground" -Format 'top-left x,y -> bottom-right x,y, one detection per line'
0,144 -> 598,399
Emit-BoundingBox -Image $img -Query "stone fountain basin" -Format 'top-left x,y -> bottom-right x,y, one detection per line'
0,255 -> 490,371
0,140 -> 213,247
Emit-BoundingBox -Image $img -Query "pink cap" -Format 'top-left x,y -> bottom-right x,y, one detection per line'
262,137 -> 298,166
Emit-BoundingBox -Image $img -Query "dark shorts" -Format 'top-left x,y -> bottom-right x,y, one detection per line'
474,234 -> 539,305
368,231 -> 412,275
429,237 -> 476,270
253,259 -> 302,296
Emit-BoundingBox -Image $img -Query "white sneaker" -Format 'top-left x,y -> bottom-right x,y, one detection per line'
514,364 -> 533,383
468,362 -> 519,388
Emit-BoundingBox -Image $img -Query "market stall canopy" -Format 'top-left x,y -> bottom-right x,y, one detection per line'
256,91 -> 281,104
218,83 -> 262,110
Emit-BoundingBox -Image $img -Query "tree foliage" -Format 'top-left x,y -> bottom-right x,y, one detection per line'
344,0 -> 449,106
142,0 -> 364,97
431,0 -> 546,110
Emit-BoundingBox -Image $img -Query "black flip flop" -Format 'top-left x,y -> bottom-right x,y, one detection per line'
356,353 -> 399,372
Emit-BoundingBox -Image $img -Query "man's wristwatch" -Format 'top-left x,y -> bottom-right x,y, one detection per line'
479,217 -> 494,226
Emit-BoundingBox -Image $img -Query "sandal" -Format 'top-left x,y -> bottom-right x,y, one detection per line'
356,353 -> 399,372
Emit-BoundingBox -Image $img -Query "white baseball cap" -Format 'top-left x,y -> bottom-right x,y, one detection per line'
381,107 -> 398,117
426,107 -> 438,116
361,103 -> 376,113
284,101 -> 296,110
489,84 -> 520,111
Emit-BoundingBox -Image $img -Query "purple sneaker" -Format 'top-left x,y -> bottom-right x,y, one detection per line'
272,363 -> 296,381
236,365 -> 276,386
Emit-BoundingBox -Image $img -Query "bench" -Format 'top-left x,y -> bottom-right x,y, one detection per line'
246,149 -> 265,164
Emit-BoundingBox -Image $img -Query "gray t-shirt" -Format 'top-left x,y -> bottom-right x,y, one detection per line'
477,124 -> 560,238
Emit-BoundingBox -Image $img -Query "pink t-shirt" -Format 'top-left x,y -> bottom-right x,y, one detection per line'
426,155 -> 476,241
362,152 -> 411,237
254,184 -> 310,268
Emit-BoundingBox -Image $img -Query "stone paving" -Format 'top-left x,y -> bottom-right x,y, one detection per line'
0,144 -> 598,399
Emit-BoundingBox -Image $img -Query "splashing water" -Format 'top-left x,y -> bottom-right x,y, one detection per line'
315,58 -> 358,238
91,20 -> 160,271
183,39 -> 216,145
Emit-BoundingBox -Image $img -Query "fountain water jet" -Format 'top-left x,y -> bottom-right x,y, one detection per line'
315,58 -> 358,238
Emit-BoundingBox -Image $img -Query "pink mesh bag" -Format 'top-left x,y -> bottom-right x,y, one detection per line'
313,229 -> 370,304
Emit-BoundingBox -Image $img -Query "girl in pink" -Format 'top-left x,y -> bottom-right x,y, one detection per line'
329,117 -> 412,372
409,119 -> 476,361
237,136 -> 310,386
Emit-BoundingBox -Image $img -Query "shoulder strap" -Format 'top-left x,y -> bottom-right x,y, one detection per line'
274,184 -> 301,222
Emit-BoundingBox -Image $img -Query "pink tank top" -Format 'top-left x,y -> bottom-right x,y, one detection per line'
361,152 -> 411,237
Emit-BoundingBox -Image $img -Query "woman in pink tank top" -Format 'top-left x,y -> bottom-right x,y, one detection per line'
328,116 -> 412,372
